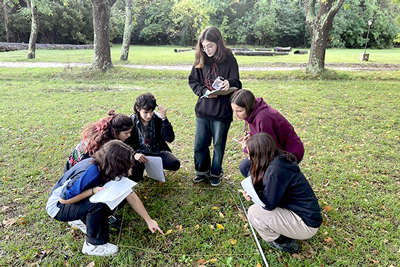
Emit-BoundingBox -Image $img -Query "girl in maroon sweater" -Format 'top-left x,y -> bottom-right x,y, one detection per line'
231,89 -> 304,177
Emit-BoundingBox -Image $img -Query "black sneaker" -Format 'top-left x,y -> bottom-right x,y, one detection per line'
267,235 -> 299,252
109,215 -> 122,233
193,175 -> 207,183
210,177 -> 221,187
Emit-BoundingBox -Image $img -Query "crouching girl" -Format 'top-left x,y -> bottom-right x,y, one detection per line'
46,140 -> 164,256
242,133 -> 321,252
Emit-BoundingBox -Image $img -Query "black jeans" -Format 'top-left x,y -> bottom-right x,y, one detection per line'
130,151 -> 180,182
54,198 -> 126,245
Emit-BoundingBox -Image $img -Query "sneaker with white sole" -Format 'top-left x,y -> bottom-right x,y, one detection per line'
68,220 -> 87,234
210,177 -> 221,187
82,241 -> 119,256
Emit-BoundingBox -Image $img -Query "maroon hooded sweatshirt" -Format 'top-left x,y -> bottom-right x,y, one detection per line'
244,98 -> 305,163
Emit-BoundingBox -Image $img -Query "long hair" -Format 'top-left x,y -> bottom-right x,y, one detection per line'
82,110 -> 133,155
248,133 -> 295,187
230,89 -> 256,117
134,93 -> 157,117
194,26 -> 231,68
91,140 -> 134,184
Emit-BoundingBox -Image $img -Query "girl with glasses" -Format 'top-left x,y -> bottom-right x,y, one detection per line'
189,26 -> 242,187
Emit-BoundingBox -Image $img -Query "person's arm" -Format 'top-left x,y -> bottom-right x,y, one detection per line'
189,66 -> 208,97
225,56 -> 242,89
59,186 -> 105,204
126,192 -> 164,235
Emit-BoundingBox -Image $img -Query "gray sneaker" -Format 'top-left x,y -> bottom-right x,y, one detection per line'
193,175 -> 207,183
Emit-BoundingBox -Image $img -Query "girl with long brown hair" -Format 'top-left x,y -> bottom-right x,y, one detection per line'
242,133 -> 321,252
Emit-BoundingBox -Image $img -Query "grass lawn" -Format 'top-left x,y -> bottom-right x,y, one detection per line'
0,54 -> 399,266
0,45 -> 400,66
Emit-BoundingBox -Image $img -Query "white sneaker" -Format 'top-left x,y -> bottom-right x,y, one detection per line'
68,220 -> 87,234
82,241 -> 119,256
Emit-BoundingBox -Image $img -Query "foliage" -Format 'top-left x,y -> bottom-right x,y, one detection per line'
1,0 -> 399,48
329,0 -> 400,49
169,0 -> 214,46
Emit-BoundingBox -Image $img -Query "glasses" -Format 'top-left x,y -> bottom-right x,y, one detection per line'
201,43 -> 215,52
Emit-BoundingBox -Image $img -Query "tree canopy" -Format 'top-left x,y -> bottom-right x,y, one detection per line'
1,0 -> 399,48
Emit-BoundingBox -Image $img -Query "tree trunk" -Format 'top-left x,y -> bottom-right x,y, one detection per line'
304,0 -> 345,73
3,0 -> 10,42
91,0 -> 116,71
27,3 -> 38,59
120,0 -> 134,61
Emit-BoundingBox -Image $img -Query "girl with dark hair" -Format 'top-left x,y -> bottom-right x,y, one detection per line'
46,140 -> 164,257
125,93 -> 180,181
64,110 -> 134,172
231,89 -> 304,177
189,26 -> 242,186
242,133 -> 321,252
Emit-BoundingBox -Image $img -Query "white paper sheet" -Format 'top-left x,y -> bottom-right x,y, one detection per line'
89,177 -> 137,210
241,176 -> 266,207
144,156 -> 165,182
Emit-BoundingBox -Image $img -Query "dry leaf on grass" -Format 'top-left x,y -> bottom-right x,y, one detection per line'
86,261 -> 95,267
216,224 -> 224,230
165,229 -> 173,235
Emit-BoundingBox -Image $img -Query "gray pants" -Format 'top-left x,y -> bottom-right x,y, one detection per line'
248,204 -> 319,242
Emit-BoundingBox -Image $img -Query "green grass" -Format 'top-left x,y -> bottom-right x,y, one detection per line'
0,59 -> 399,266
1,45 -> 400,66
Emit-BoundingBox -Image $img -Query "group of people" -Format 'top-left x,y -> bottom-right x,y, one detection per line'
46,26 -> 322,257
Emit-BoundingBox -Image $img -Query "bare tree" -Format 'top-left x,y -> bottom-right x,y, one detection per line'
2,0 -> 10,42
91,0 -> 117,70
27,0 -> 39,59
120,0 -> 135,61
305,0 -> 345,73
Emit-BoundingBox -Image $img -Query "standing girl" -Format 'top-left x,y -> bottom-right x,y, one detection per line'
242,133 -> 321,252
189,26 -> 242,186
231,89 -> 304,177
47,140 -> 164,256
64,110 -> 133,173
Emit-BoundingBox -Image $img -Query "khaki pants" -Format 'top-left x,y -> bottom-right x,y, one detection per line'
248,204 -> 319,242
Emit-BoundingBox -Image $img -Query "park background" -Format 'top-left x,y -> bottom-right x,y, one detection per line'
1,0 -> 400,266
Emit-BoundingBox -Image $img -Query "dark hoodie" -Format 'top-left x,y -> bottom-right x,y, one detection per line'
189,52 -> 242,122
245,98 -> 304,163
256,154 -> 322,228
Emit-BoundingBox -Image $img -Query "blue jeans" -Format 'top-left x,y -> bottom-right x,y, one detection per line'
194,117 -> 231,178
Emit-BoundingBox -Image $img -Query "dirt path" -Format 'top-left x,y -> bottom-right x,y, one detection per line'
0,61 -> 399,71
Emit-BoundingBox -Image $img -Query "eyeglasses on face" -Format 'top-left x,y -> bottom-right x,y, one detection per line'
201,43 -> 215,52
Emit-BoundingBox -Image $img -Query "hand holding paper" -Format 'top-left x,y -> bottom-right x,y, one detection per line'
240,177 -> 265,207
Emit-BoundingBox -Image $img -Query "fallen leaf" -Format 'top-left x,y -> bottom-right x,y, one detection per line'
212,207 -> 219,210
216,224 -> 224,230
292,254 -> 300,259
86,261 -> 95,267
197,259 -> 205,264
194,224 -> 200,230
229,239 -> 237,245
165,229 -> 173,235
209,258 -> 217,263
324,206 -> 332,212
257,263 -> 262,267
209,225 -> 215,230
219,212 -> 224,218
369,259 -> 379,264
